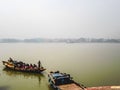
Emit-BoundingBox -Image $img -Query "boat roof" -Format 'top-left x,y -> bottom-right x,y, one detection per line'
50,72 -> 70,80
52,73 -> 63,77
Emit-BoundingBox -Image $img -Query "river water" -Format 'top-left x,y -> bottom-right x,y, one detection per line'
0,43 -> 120,90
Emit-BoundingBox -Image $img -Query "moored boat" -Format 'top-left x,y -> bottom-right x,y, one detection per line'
2,58 -> 46,73
48,71 -> 85,90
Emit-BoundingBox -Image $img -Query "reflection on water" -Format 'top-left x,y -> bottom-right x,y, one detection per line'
1,68 -> 52,90
0,86 -> 9,90
2,68 -> 43,85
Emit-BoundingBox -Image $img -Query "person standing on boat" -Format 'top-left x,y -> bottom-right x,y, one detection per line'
38,60 -> 41,69
9,57 -> 13,62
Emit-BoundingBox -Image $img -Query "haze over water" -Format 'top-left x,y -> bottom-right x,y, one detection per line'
0,0 -> 120,90
0,43 -> 120,90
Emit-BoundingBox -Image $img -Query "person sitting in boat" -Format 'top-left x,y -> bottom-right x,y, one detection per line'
25,64 -> 29,70
33,64 -> 37,70
41,67 -> 44,69
21,63 -> 25,70
29,64 -> 33,70
17,63 -> 21,68
33,64 -> 37,67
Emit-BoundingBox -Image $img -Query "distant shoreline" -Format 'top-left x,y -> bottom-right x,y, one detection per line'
0,38 -> 120,43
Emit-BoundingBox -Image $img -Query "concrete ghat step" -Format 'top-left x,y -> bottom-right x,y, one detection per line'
85,86 -> 120,90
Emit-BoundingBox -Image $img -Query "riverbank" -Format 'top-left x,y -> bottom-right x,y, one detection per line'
86,85 -> 120,90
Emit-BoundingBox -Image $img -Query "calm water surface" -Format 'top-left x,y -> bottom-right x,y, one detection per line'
0,43 -> 120,90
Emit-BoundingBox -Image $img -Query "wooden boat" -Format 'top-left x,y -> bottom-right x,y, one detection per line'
48,71 -> 85,90
2,58 -> 46,73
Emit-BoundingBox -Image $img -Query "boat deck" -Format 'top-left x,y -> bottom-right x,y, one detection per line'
58,83 -> 83,90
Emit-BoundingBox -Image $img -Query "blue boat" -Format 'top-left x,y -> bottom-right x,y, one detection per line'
48,71 -> 85,90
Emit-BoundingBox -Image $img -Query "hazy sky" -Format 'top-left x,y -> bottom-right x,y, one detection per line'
0,0 -> 120,39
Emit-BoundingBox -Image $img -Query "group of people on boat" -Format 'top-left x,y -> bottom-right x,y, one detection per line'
8,57 -> 43,71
